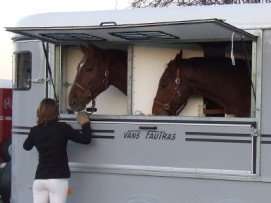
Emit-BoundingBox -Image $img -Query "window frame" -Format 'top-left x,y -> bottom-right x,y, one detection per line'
51,28 -> 260,123
13,51 -> 32,91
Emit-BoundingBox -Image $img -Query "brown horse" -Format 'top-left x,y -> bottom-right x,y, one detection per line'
69,45 -> 127,111
152,51 -> 251,117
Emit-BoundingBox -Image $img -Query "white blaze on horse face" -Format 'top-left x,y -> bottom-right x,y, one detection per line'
71,54 -> 110,111
77,56 -> 87,72
78,61 -> 84,71
154,62 -> 183,115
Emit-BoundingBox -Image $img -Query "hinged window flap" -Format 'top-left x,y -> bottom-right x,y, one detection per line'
7,19 -> 256,44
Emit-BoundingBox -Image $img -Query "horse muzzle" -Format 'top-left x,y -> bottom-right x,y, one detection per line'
69,98 -> 86,112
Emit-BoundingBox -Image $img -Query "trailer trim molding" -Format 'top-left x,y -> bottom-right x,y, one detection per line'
69,162 -> 263,182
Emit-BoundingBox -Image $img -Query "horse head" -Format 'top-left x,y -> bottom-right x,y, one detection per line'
152,50 -> 191,115
69,45 -> 111,111
153,50 -> 252,117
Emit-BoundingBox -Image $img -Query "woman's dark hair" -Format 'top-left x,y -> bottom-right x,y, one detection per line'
37,98 -> 59,125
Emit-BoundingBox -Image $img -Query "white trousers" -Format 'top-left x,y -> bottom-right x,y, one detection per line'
33,179 -> 69,203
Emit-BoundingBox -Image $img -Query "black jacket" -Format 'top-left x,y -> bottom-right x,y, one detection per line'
23,120 -> 91,179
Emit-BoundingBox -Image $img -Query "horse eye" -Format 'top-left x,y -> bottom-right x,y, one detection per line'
77,64 -> 83,71
85,68 -> 93,72
160,80 -> 168,88
78,62 -> 85,69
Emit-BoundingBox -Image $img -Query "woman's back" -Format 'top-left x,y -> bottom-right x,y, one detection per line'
24,121 -> 91,179
23,98 -> 91,203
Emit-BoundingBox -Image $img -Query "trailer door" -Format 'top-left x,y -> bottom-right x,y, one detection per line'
11,40 -> 56,203
12,40 -> 52,126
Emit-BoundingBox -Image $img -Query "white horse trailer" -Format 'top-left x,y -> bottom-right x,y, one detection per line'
6,4 -> 271,203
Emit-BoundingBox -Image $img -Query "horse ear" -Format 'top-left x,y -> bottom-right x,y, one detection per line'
176,50 -> 183,61
80,44 -> 97,57
174,50 -> 183,62
80,45 -> 89,56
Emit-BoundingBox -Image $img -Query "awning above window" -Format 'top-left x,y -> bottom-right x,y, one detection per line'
6,19 -> 256,44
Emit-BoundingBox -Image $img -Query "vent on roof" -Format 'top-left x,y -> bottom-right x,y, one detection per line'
110,31 -> 179,41
40,33 -> 106,41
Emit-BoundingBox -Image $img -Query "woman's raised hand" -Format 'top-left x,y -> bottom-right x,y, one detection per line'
76,112 -> 90,126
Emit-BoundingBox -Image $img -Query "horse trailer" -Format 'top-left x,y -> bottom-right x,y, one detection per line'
6,4 -> 271,203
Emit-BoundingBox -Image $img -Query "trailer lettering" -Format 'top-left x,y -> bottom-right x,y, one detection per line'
123,130 -> 176,141
124,130 -> 141,139
145,130 -> 176,141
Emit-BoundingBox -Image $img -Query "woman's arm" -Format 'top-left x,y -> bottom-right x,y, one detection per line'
65,122 -> 92,144
64,112 -> 92,144
23,128 -> 34,150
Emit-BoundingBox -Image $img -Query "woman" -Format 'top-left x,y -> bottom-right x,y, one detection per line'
23,98 -> 91,203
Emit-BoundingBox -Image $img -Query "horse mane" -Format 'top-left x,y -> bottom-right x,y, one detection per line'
181,58 -> 251,116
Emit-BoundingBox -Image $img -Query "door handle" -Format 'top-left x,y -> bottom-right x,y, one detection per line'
139,126 -> 157,130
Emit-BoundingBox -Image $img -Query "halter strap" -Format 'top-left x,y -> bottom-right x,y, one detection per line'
72,64 -> 110,112
175,68 -> 181,86
103,69 -> 110,88
154,99 -> 170,110
74,82 -> 86,91
154,67 -> 182,115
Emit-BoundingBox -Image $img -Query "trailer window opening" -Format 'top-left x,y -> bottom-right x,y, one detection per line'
59,44 -> 129,115
131,41 -> 254,118
13,52 -> 32,90
56,40 -> 255,119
